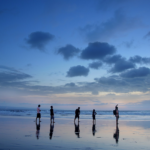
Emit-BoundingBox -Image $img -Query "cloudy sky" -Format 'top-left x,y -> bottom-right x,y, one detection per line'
1,0 -> 150,110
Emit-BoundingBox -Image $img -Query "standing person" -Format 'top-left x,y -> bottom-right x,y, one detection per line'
74,107 -> 80,122
50,106 -> 55,123
92,109 -> 97,124
115,104 -> 119,124
36,105 -> 41,123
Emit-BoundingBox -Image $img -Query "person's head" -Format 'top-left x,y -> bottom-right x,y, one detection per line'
78,107 -> 80,110
93,109 -> 95,112
38,105 -> 40,107
51,106 -> 53,108
116,106 -> 118,110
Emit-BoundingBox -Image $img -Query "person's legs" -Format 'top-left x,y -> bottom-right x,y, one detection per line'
39,113 -> 41,122
93,116 -> 96,124
50,115 -> 52,123
116,116 -> 118,124
74,115 -> 77,122
52,116 -> 55,123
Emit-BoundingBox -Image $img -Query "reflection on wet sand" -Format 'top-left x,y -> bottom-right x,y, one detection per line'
49,122 -> 54,140
36,122 -> 40,139
92,122 -> 96,136
74,122 -> 80,138
1,117 -> 150,150
113,123 -> 119,143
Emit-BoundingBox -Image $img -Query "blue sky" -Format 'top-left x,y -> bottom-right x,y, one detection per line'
1,0 -> 150,110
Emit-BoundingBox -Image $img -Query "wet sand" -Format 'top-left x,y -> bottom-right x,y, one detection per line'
0,116 -> 150,150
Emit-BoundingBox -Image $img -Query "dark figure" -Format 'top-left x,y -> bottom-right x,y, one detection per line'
92,122 -> 96,136
113,122 -> 119,143
74,122 -> 80,138
36,105 -> 41,123
36,122 -> 40,139
50,106 -> 55,123
92,109 -> 97,124
74,107 -> 80,122
49,122 -> 54,140
115,104 -> 119,124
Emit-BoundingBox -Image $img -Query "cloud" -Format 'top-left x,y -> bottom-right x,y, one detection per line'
129,55 -> 150,64
57,44 -> 80,60
95,76 -> 127,86
94,74 -> 150,93
65,82 -> 76,87
1,65 -> 150,96
144,31 -> 150,39
0,65 -> 17,72
80,42 -> 116,60
25,31 -> 54,51
1,71 -> 150,95
120,67 -> 150,78
89,61 -> 102,69
79,10 -> 141,42
27,64 -> 32,67
104,55 -> 123,64
66,65 -> 89,77
123,40 -> 134,48
0,71 -> 32,87
110,59 -> 135,73
97,0 -> 128,12
103,55 -> 136,73
125,100 -> 150,110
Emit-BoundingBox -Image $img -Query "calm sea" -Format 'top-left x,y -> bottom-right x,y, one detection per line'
0,108 -> 150,120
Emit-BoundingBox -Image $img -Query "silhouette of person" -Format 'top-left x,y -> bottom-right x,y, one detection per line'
74,107 -> 80,122
92,109 -> 97,124
92,122 -> 96,136
36,122 -> 40,139
74,122 -> 80,138
115,104 -> 119,124
50,106 -> 55,123
36,104 -> 41,123
49,122 -> 54,140
113,122 -> 119,143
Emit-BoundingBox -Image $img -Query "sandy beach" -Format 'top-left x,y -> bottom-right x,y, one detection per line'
0,116 -> 150,150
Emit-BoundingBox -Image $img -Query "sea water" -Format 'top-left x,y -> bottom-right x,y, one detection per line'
0,108 -> 150,120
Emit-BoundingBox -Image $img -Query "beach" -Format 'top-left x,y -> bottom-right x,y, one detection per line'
0,116 -> 150,150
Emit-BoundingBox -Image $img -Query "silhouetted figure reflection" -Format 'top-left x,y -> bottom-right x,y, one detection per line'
113,123 -> 119,143
49,122 -> 54,140
74,122 -> 80,138
36,122 -> 40,139
92,122 -> 96,136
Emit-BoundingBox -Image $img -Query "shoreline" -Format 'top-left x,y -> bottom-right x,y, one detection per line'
0,115 -> 150,121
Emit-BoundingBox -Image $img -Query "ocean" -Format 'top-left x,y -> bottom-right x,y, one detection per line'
0,108 -> 150,120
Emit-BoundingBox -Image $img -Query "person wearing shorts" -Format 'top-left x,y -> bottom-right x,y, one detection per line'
50,106 -> 55,123
36,105 -> 41,123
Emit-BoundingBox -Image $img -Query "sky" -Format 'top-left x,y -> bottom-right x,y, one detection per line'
0,0 -> 150,110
